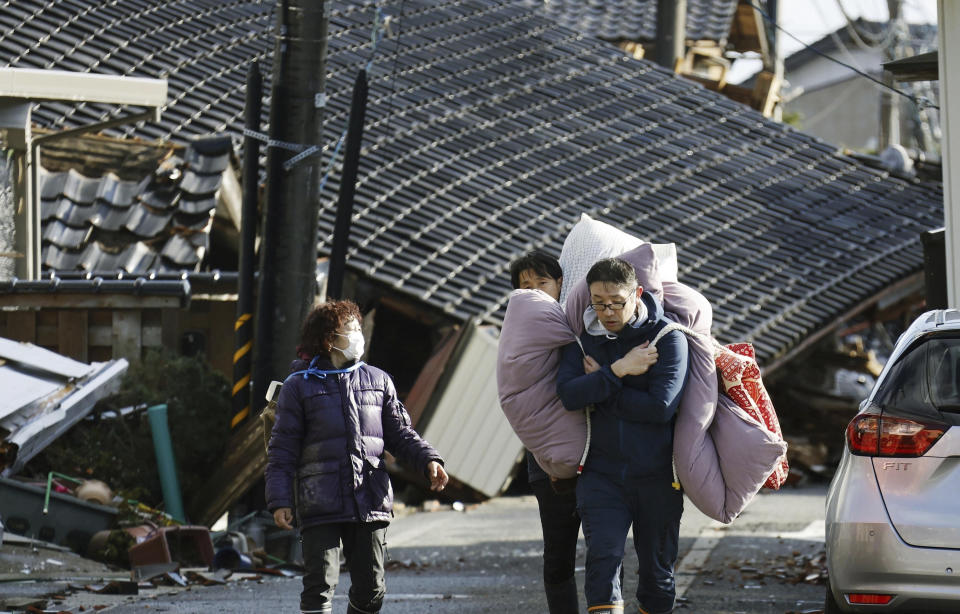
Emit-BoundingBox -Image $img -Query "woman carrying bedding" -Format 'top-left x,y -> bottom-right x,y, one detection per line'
508,249 -> 582,614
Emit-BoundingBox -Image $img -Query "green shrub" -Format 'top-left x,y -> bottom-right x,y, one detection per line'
32,350 -> 231,513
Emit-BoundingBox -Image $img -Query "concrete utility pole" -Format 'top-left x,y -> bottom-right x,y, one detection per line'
880,0 -> 904,150
939,0 -> 960,308
254,0 -> 329,407
764,0 -> 784,121
655,0 -> 686,71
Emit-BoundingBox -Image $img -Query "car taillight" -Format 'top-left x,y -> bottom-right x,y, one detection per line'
846,414 -> 946,457
847,593 -> 894,605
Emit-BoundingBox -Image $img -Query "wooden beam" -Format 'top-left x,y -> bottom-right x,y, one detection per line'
751,70 -> 782,117
0,294 -> 182,309
728,1 -> 765,53
187,416 -> 267,527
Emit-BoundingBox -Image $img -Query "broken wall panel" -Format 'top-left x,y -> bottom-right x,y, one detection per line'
419,324 -> 523,499
0,337 -> 128,476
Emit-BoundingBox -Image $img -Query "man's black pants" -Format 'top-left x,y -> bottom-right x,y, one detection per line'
300,520 -> 389,614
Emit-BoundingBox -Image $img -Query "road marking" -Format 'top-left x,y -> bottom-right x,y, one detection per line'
387,594 -> 469,600
771,519 -> 825,541
332,594 -> 469,601
675,520 -> 726,599
717,519 -> 826,541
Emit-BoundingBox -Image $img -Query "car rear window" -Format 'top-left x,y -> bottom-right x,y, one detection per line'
873,334 -> 960,421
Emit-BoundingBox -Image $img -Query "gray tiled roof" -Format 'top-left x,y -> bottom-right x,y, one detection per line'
36,138 -> 230,274
0,0 -> 944,368
521,0 -> 739,42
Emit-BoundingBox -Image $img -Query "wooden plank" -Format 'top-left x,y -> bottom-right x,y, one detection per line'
727,1 -> 765,53
186,416 -> 267,527
57,311 -> 88,362
142,324 -> 163,347
751,70 -> 781,118
404,326 -> 463,427
89,346 -> 112,363
208,301 -> 236,378
36,325 -> 58,348
141,309 -> 163,348
4,310 -> 37,343
0,295 -> 181,309
161,308 -> 179,350
89,309 -> 112,326
89,324 -> 112,347
112,310 -> 142,362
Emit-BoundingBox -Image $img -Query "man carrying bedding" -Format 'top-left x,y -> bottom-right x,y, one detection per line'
508,249 -> 582,614
557,257 -> 689,614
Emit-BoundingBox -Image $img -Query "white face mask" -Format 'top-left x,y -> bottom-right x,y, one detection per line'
334,329 -> 364,361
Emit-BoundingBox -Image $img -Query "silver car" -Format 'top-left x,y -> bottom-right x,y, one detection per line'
825,309 -> 960,612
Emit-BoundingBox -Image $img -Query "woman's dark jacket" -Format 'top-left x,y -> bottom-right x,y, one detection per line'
265,357 -> 443,528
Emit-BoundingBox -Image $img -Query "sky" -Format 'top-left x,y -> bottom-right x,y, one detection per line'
728,0 -> 939,83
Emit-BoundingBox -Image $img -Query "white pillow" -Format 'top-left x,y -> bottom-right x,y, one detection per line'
558,213 -> 678,305
651,243 -> 678,283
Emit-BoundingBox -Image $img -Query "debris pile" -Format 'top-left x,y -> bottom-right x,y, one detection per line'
771,319 -> 903,482
707,546 -> 828,589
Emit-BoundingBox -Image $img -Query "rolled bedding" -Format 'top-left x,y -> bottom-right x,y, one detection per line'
497,238 -> 786,523
496,288 -> 586,479
565,245 -> 787,523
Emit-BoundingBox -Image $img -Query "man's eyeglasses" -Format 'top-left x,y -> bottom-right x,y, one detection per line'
590,301 -> 628,312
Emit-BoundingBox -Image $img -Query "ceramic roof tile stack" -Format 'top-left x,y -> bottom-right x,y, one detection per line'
0,0 -> 944,366
37,137 -> 230,274
520,0 -> 739,42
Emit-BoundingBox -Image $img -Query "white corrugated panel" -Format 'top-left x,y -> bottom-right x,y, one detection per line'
421,324 -> 523,498
0,366 -> 64,422
0,338 -> 94,379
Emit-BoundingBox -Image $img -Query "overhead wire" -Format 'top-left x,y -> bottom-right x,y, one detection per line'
749,1 -> 938,110
833,0 -> 896,49
812,0 -> 870,71
820,0 -> 940,143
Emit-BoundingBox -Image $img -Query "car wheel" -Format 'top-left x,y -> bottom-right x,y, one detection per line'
825,579 -> 844,614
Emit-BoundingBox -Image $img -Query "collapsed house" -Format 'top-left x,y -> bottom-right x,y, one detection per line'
0,0 -> 944,505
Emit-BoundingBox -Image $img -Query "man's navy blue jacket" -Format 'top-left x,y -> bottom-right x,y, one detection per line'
557,291 -> 689,482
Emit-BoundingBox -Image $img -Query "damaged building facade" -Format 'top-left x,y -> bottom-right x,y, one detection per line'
0,0 -> 945,510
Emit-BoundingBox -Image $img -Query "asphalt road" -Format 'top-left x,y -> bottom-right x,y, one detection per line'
23,484 -> 829,614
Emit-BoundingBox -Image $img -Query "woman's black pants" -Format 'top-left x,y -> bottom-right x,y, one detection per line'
532,478 -> 582,613
299,520 -> 389,614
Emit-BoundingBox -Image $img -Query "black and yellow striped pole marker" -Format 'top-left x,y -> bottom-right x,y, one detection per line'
232,62 -> 262,429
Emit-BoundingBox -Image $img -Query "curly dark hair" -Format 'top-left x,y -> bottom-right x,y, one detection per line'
298,300 -> 363,358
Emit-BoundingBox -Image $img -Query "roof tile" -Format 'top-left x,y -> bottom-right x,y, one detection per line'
1,0 -> 944,367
